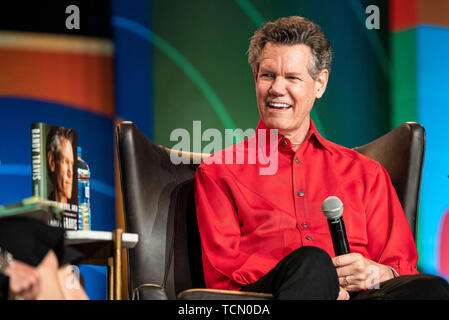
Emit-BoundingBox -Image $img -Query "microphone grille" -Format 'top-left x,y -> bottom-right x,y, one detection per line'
321,196 -> 344,220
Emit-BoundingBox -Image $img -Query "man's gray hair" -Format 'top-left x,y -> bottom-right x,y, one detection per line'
248,16 -> 332,80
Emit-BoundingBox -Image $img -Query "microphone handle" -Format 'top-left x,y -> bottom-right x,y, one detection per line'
328,217 -> 350,256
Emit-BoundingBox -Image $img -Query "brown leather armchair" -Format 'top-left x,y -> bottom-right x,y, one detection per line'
115,121 -> 425,300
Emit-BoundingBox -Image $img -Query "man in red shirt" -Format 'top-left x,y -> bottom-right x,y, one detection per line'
194,16 -> 449,299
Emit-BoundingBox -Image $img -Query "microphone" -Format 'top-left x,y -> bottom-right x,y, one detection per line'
321,196 -> 350,256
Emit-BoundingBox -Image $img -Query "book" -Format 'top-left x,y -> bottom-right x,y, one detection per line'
0,196 -> 63,225
31,123 -> 78,230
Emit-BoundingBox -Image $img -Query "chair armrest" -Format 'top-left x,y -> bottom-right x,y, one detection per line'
132,284 -> 168,300
177,288 -> 273,300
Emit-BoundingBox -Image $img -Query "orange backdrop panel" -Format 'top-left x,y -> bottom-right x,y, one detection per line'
418,0 -> 449,27
0,48 -> 114,117
390,0 -> 449,32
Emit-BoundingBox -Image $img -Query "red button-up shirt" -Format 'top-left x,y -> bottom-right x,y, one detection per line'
194,119 -> 419,291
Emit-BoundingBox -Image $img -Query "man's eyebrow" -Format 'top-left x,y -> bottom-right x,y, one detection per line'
259,67 -> 304,76
259,67 -> 274,73
285,71 -> 304,77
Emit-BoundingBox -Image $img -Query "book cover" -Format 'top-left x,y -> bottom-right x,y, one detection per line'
31,123 -> 78,230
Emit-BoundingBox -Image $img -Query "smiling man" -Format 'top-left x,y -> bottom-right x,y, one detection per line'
194,16 -> 449,300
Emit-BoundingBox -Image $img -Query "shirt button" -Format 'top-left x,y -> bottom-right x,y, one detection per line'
306,236 -> 313,241
295,158 -> 300,164
281,140 -> 288,147
301,223 -> 308,228
297,191 -> 304,197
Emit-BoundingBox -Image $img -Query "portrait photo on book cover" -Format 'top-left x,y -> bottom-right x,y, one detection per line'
45,126 -> 78,211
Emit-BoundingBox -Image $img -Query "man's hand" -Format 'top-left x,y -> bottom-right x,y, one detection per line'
337,286 -> 350,300
332,253 -> 395,292
4,259 -> 41,300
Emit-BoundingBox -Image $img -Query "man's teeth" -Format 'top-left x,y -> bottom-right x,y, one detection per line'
269,103 -> 291,108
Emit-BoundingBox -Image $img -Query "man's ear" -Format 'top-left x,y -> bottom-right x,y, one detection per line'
314,69 -> 329,99
48,151 -> 55,172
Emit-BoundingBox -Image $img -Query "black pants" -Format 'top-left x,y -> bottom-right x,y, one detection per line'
241,246 -> 449,300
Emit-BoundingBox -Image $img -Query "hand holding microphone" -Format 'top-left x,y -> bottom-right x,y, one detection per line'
321,196 -> 353,293
321,196 -> 395,292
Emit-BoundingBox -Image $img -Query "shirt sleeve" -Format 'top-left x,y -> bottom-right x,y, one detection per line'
194,166 -> 279,290
364,163 -> 419,276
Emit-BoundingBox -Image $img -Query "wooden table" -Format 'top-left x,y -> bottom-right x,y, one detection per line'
65,229 -> 138,300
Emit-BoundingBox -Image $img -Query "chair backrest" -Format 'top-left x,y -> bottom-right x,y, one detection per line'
116,121 -> 425,299
353,122 -> 425,239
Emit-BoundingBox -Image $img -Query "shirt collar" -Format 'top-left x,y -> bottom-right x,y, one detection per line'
256,117 -> 333,156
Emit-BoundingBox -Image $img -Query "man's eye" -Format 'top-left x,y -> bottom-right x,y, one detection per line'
261,73 -> 274,78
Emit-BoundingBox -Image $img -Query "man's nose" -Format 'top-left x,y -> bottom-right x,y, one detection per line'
269,76 -> 287,96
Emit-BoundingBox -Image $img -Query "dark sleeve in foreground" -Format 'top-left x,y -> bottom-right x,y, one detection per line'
0,273 -> 9,300
0,217 -> 83,267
